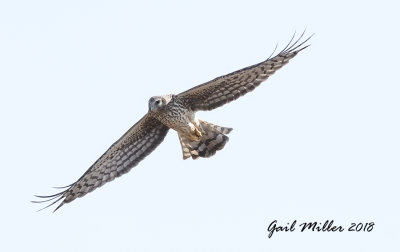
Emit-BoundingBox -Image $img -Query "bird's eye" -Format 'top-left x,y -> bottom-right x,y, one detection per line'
155,100 -> 161,105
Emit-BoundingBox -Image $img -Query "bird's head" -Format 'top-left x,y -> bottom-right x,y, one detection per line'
148,95 -> 172,112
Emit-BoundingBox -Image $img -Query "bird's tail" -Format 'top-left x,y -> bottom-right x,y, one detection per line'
178,120 -> 232,160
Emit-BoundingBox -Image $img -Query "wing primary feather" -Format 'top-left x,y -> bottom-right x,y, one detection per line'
286,30 -> 305,51
33,196 -> 64,212
32,188 -> 69,210
286,33 -> 314,53
280,30 -> 297,53
32,191 -> 64,199
266,43 -> 279,61
31,197 -> 60,204
52,183 -> 75,189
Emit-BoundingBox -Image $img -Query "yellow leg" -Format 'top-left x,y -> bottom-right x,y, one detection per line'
188,127 -> 202,141
194,127 -> 202,138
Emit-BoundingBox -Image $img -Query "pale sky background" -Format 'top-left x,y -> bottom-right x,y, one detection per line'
1,0 -> 399,251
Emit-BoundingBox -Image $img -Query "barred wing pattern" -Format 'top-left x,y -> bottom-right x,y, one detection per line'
33,32 -> 311,212
178,33 -> 312,111
34,115 -> 169,211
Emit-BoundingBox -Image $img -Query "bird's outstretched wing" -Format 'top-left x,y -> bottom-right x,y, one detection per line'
33,115 -> 169,211
178,32 -> 312,111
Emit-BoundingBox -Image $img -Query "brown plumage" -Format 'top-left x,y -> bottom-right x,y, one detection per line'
33,32 -> 312,211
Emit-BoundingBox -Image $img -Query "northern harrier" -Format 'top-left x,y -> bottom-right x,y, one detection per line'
34,32 -> 312,211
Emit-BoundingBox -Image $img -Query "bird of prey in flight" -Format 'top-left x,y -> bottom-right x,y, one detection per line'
33,32 -> 312,212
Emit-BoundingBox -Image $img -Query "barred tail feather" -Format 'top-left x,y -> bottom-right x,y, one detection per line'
178,120 -> 232,160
